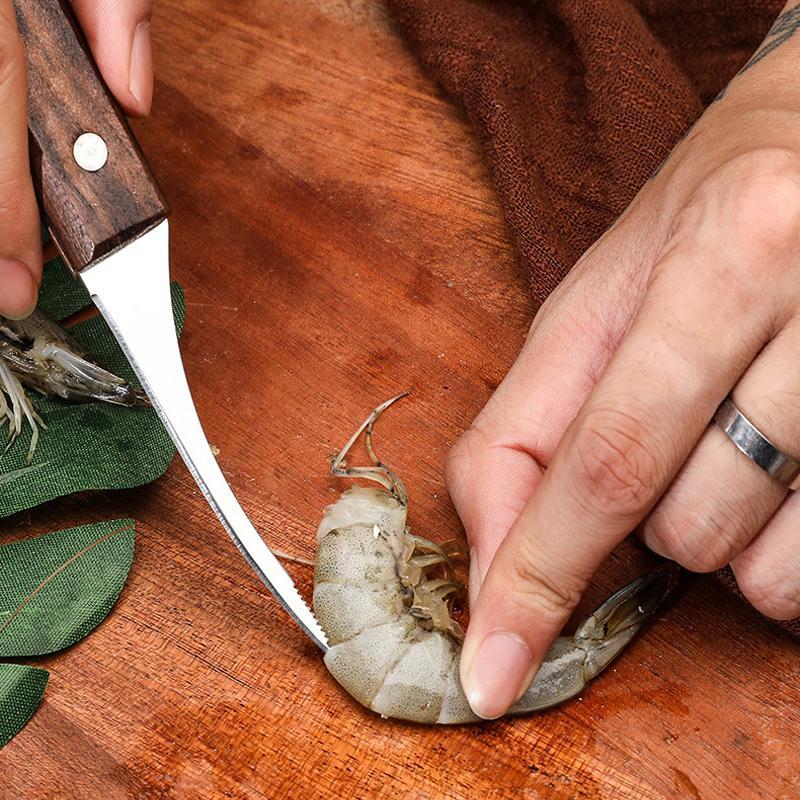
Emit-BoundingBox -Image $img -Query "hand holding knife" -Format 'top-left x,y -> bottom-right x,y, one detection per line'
13,0 -> 328,652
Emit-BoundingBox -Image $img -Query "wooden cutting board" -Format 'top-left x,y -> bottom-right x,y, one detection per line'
2,2 -> 798,797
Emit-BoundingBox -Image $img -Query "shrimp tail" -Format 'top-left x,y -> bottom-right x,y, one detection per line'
509,563 -> 680,716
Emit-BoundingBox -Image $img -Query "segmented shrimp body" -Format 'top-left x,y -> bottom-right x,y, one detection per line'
0,310 -> 147,460
314,395 -> 677,724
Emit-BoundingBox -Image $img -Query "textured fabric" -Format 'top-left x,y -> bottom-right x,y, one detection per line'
386,0 -> 799,635
0,257 -> 184,517
386,0 -> 784,307
0,663 -> 48,748
0,519 -> 135,657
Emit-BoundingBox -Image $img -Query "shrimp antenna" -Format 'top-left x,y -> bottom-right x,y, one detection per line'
330,392 -> 410,505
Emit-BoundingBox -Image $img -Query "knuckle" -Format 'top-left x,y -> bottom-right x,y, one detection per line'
646,508 -> 702,570
721,149 -> 800,267
510,555 -> 585,621
648,501 -> 748,573
734,555 -> 800,621
668,148 -> 800,299
444,426 -> 486,498
570,406 -> 662,519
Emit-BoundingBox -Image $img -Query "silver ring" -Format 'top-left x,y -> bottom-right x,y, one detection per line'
714,398 -> 800,491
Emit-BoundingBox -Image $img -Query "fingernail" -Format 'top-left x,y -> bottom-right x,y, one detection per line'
468,548 -> 483,610
129,22 -> 153,114
463,631 -> 534,719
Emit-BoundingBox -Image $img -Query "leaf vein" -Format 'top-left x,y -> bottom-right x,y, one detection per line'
0,523 -> 135,637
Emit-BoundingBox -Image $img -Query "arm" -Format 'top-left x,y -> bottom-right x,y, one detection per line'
449,1 -> 800,718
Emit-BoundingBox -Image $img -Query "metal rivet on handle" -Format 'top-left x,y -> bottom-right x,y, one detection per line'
73,132 -> 108,172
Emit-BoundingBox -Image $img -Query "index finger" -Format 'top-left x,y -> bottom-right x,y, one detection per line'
71,0 -> 155,116
458,227 -> 782,719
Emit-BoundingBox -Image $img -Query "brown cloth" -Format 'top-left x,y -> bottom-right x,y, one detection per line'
385,0 -> 799,635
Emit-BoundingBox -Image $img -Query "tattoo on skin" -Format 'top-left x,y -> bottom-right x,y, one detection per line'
651,5 -> 800,178
717,4 -> 800,100
737,5 -> 800,75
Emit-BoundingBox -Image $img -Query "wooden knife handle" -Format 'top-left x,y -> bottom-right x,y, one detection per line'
14,0 -> 169,272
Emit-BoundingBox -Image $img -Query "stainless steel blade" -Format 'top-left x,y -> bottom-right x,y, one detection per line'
80,221 -> 328,652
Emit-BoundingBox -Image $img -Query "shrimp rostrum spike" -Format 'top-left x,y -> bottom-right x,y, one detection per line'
314,395 -> 679,724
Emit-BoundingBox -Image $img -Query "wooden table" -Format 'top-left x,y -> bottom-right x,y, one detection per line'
3,2 -> 799,797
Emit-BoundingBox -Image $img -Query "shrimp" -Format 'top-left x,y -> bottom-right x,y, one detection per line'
0,310 -> 148,461
314,394 -> 678,724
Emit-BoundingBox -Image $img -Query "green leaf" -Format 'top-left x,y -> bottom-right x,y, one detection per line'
0,519 -> 135,657
36,255 -> 95,321
0,664 -> 48,748
0,257 -> 185,518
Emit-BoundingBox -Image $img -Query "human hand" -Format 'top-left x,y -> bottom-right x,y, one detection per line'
447,2 -> 800,718
0,0 -> 154,318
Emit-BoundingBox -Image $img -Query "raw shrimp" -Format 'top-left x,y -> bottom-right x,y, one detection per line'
314,394 -> 678,724
0,310 -> 147,461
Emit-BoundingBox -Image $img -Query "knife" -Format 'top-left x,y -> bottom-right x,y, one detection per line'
14,0 -> 328,652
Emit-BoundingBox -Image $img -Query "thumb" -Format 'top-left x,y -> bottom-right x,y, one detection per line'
0,1 -> 41,319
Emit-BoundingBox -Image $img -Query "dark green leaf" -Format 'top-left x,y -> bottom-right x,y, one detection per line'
0,257 -> 185,517
0,664 -> 48,748
36,255 -> 93,321
0,519 -> 135,657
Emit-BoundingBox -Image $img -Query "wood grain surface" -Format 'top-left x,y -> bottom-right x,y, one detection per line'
2,1 -> 799,798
